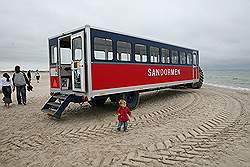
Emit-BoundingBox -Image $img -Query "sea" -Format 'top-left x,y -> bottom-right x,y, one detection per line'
204,69 -> 250,91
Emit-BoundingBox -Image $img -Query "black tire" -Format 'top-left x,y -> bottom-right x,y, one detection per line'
90,96 -> 108,106
124,91 -> 140,109
192,67 -> 204,89
170,84 -> 186,89
170,85 -> 179,89
110,93 -> 123,103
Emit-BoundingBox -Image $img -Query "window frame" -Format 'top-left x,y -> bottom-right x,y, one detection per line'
60,47 -> 72,64
179,51 -> 187,65
193,51 -> 197,65
187,52 -> 193,65
150,46 -> 160,63
134,43 -> 147,63
161,48 -> 170,64
50,45 -> 58,64
171,50 -> 179,64
116,40 -> 132,62
72,37 -> 83,61
93,37 -> 114,61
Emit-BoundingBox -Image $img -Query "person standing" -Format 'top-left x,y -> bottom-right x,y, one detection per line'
35,69 -> 40,83
116,99 -> 131,132
12,66 -> 29,105
27,70 -> 32,83
0,73 -> 13,107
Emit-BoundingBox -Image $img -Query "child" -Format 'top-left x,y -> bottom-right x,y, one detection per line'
116,99 -> 131,132
0,73 -> 13,107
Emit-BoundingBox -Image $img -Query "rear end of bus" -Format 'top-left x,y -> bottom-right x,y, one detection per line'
42,26 -> 89,118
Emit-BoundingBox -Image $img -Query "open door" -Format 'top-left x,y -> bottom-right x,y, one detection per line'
71,32 -> 85,92
192,51 -> 198,80
58,35 -> 72,91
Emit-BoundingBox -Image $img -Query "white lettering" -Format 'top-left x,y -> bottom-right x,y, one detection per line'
170,69 -> 175,75
177,69 -> 180,75
147,68 -> 181,77
152,69 -> 155,76
156,69 -> 160,76
148,68 -> 151,76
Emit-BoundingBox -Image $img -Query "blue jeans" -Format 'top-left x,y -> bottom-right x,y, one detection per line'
16,85 -> 26,104
117,121 -> 128,130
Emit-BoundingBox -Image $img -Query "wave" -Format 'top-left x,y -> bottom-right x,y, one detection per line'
204,83 -> 250,91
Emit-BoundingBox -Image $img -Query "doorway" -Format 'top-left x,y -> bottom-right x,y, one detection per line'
59,35 -> 72,91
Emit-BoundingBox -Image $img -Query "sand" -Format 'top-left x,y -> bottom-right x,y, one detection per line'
0,72 -> 249,167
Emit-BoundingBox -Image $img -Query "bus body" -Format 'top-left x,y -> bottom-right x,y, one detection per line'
42,25 -> 203,118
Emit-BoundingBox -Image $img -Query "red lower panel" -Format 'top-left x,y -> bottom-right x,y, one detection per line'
50,66 -> 60,89
193,66 -> 198,80
92,63 -> 193,90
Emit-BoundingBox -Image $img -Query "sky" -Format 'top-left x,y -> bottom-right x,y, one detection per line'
0,0 -> 249,71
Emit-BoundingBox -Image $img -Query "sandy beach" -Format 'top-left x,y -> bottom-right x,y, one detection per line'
0,72 -> 249,167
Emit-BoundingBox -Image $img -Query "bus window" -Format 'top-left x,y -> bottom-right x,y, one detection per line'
94,37 -> 113,60
180,51 -> 186,64
171,50 -> 179,64
50,45 -> 58,64
117,41 -> 131,61
72,37 -> 82,61
135,44 -> 147,62
150,46 -> 159,63
193,52 -> 197,65
60,48 -> 72,64
161,48 -> 170,64
187,53 -> 192,65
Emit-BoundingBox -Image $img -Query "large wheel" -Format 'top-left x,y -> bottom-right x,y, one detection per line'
90,96 -> 108,106
123,91 -> 140,109
192,67 -> 204,89
110,93 -> 123,103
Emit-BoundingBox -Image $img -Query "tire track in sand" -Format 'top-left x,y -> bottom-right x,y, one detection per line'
53,90 -> 201,143
120,89 -> 246,167
1,90 -> 197,160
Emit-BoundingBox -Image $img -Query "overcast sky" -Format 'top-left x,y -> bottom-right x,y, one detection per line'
0,0 -> 249,70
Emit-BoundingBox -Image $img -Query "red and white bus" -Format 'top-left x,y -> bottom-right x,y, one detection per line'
42,25 -> 203,118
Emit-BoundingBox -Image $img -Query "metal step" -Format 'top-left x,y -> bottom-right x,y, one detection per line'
47,102 -> 61,108
42,94 -> 75,119
53,95 -> 67,100
43,108 -> 57,116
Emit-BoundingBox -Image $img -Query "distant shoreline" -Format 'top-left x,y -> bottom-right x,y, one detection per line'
204,83 -> 250,92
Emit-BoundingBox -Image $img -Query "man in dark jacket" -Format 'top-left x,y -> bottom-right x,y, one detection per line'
12,66 -> 29,105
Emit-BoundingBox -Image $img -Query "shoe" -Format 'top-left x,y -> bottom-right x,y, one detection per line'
124,127 -> 128,132
23,103 -> 26,105
117,127 -> 121,131
18,103 -> 22,105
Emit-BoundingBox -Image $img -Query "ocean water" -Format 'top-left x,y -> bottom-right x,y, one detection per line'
204,69 -> 250,91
